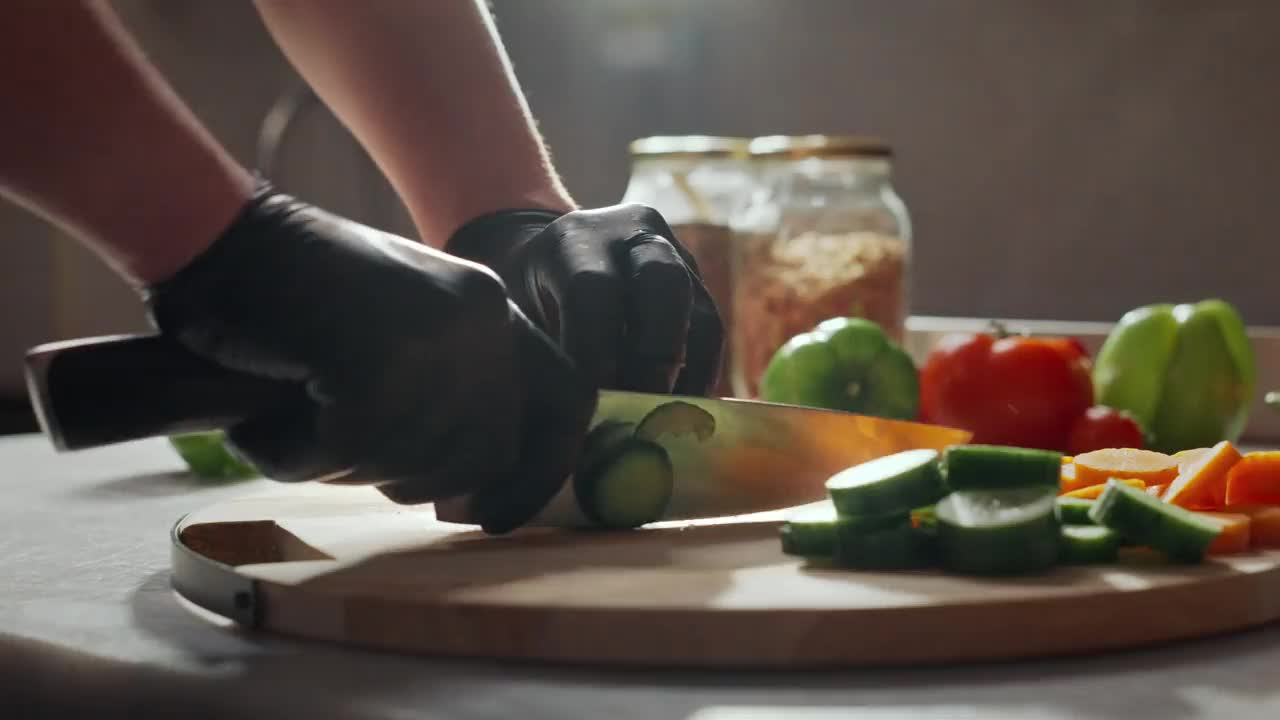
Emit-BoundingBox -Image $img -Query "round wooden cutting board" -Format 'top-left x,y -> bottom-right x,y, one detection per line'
171,483 -> 1280,668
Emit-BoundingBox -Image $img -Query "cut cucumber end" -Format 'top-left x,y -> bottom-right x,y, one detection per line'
826,449 -> 946,518
634,401 -> 716,443
1060,525 -> 1121,564
781,502 -> 841,557
1089,479 -> 1222,563
579,420 -> 637,473
1055,497 -> 1097,525
835,519 -> 938,570
943,444 -> 1063,491
936,487 -> 1060,575
574,438 -> 674,529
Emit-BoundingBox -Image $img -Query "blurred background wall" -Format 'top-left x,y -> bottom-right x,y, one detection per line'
4,0 -> 1280,410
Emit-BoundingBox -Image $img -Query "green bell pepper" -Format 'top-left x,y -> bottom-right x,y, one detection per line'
759,317 -> 919,420
1093,299 -> 1255,453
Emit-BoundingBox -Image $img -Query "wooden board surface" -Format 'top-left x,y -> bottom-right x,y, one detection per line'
173,483 -> 1280,668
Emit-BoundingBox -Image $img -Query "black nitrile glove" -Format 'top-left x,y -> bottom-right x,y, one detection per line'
444,204 -> 724,396
145,182 -> 597,533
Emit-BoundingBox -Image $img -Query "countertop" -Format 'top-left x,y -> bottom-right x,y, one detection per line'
3,434 -> 1280,720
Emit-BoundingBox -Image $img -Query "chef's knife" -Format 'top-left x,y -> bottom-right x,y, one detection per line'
24,334 -> 970,524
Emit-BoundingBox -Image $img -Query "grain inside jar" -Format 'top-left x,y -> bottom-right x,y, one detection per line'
728,135 -> 913,400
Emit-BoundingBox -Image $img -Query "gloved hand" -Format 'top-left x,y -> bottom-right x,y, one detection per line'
445,204 -> 724,396
144,181 -> 597,533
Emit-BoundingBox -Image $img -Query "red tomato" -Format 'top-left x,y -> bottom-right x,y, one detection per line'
1067,405 -> 1146,455
919,330 -> 1094,451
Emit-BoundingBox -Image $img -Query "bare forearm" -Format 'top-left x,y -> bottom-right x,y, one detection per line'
253,0 -> 575,247
0,0 -> 253,286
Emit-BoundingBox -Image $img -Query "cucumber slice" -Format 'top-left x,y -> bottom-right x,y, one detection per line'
578,420 -> 636,475
835,519 -> 938,570
936,487 -> 1060,575
826,449 -> 946,518
634,401 -> 715,443
780,502 -> 911,558
574,438 -> 674,529
1088,479 -> 1222,563
1060,525 -> 1120,564
943,444 -> 1062,491
1055,497 -> 1097,525
780,502 -> 840,557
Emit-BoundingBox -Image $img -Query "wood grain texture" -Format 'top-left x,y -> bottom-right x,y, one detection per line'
174,483 -> 1280,668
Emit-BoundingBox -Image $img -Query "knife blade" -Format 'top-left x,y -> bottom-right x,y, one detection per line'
24,334 -> 970,523
439,390 -> 970,526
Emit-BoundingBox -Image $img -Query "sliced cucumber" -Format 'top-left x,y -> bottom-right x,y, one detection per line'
578,420 -> 636,475
936,487 -> 1060,575
835,519 -> 938,570
943,444 -> 1062,491
780,502 -> 840,557
634,401 -> 715,443
1055,497 -> 1097,525
1088,479 -> 1222,563
573,438 -> 673,529
1060,525 -> 1120,564
826,449 -> 946,518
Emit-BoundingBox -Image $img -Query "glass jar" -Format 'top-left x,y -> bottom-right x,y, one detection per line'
729,135 -> 913,399
621,136 -> 755,397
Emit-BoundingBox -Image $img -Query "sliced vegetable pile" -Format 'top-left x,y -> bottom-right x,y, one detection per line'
783,441 -> 1280,575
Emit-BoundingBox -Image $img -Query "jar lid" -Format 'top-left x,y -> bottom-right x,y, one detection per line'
628,135 -> 751,160
747,134 -> 892,159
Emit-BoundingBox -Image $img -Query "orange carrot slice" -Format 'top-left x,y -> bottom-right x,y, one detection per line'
1223,505 -> 1280,548
1059,462 -> 1093,494
1196,511 -> 1252,554
1074,448 -> 1179,488
1164,441 -> 1242,510
1224,452 -> 1280,506
1063,477 -> 1145,500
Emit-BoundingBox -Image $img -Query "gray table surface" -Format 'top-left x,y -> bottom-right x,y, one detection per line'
4,434 -> 1280,720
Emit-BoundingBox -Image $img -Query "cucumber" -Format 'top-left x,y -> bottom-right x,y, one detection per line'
573,438 -> 674,529
578,420 -> 636,475
1055,497 -> 1097,525
936,487 -> 1060,575
835,519 -> 938,570
943,444 -> 1062,491
780,502 -> 840,557
1060,525 -> 1120,564
634,401 -> 715,443
780,502 -> 911,558
826,449 -> 946,518
1088,479 -> 1222,563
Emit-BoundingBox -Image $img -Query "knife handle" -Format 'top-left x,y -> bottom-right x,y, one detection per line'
24,334 -> 299,451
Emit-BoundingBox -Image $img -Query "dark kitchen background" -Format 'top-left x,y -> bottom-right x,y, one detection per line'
3,0 -> 1279,431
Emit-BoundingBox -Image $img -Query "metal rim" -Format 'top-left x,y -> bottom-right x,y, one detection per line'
168,514 -> 260,628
